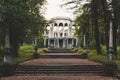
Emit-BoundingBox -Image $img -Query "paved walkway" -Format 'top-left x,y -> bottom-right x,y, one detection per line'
20,58 -> 102,66
1,75 -> 118,80
1,53 -> 118,80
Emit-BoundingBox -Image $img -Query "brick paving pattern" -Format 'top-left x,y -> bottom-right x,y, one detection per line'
1,54 -> 118,80
1,75 -> 118,80
20,58 -> 102,66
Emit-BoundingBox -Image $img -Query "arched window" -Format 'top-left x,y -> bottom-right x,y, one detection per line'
59,23 -> 63,26
72,24 -> 75,26
60,33 -> 63,37
65,23 -> 68,26
54,23 -> 57,26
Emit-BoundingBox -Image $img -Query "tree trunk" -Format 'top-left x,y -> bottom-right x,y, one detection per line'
92,0 -> 102,54
101,0 -> 109,51
112,0 -> 118,58
10,25 -> 19,57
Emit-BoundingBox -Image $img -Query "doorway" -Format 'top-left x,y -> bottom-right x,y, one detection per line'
59,39 -> 63,48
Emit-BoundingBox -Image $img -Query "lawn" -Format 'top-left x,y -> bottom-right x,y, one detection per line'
12,45 -> 44,63
0,45 -> 44,64
77,47 -> 120,73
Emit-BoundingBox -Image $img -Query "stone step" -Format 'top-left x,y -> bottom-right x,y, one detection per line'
39,53 -> 86,58
15,65 -> 105,76
39,55 -> 83,58
45,48 -> 77,53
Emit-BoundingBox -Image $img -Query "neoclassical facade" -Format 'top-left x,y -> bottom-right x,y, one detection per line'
44,17 -> 78,48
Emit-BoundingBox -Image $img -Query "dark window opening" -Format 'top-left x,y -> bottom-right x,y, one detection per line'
54,23 -> 57,26
59,23 -> 63,26
65,23 -> 68,26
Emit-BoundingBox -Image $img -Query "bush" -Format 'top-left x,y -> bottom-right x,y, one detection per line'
20,44 -> 34,53
117,46 -> 120,55
77,48 -> 83,55
101,45 -> 107,54
12,53 -> 34,63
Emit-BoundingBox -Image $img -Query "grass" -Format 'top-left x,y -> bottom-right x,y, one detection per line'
12,45 -> 45,63
12,52 -> 34,63
19,44 -> 34,53
80,48 -> 120,73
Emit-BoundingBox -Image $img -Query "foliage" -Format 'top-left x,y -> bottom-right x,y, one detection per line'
101,45 -> 107,54
12,45 -> 44,63
12,51 -> 34,63
87,48 -> 120,73
63,0 -> 120,55
117,47 -> 120,54
19,44 -> 44,54
0,0 -> 46,57
19,45 -> 34,53
37,35 -> 44,47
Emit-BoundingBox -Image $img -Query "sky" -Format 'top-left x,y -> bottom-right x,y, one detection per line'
44,0 -> 75,20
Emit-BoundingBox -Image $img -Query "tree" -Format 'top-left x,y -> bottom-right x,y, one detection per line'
0,0 -> 46,57
63,0 -> 120,56
91,0 -> 102,54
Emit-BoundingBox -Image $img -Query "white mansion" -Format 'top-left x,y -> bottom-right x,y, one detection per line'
44,17 -> 78,48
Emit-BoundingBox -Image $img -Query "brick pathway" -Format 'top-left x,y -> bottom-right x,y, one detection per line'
1,75 -> 118,80
1,53 -> 118,80
20,58 -> 102,66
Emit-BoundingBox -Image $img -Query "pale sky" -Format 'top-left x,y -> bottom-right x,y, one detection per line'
44,0 -> 75,20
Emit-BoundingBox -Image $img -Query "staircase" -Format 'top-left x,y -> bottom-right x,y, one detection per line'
45,48 -> 77,53
14,48 -> 105,76
15,65 -> 105,76
39,53 -> 84,58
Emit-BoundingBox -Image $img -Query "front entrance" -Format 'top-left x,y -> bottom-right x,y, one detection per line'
59,39 -> 63,48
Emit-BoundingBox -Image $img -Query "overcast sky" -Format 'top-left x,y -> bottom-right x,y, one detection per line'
44,0 -> 75,20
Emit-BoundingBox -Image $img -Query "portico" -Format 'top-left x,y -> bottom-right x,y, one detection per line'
44,17 -> 78,49
45,38 -> 78,48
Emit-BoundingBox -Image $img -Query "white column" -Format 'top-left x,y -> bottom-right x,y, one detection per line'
4,26 -> 11,64
76,38 -> 78,47
57,39 -> 59,48
48,39 -> 50,48
106,0 -> 114,62
67,39 -> 68,48
34,36 -> 37,46
44,37 -> 46,47
72,38 -> 74,47
50,27 -> 52,38
70,27 -> 71,37
108,20 -> 113,62
63,38 -> 65,48
63,30 -> 64,37
83,35 -> 86,48
54,39 -> 56,48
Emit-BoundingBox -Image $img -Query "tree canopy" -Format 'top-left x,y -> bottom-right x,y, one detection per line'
63,0 -> 120,55
0,0 -> 46,57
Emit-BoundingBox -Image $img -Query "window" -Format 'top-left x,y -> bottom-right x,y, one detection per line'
65,23 -> 68,26
64,33 -> 68,36
54,23 -> 57,26
59,23 -> 63,26
60,33 -> 63,37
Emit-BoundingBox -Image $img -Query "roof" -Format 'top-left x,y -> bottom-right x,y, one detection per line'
49,16 -> 73,23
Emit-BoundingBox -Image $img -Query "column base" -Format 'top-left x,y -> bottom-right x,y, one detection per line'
1,63 -> 16,76
104,62 -> 117,76
3,48 -> 12,64
33,46 -> 38,58
82,49 -> 88,59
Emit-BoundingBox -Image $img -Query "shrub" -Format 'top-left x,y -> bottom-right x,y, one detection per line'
19,44 -> 34,53
117,46 -> 120,55
101,45 -> 107,54
12,52 -> 34,63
